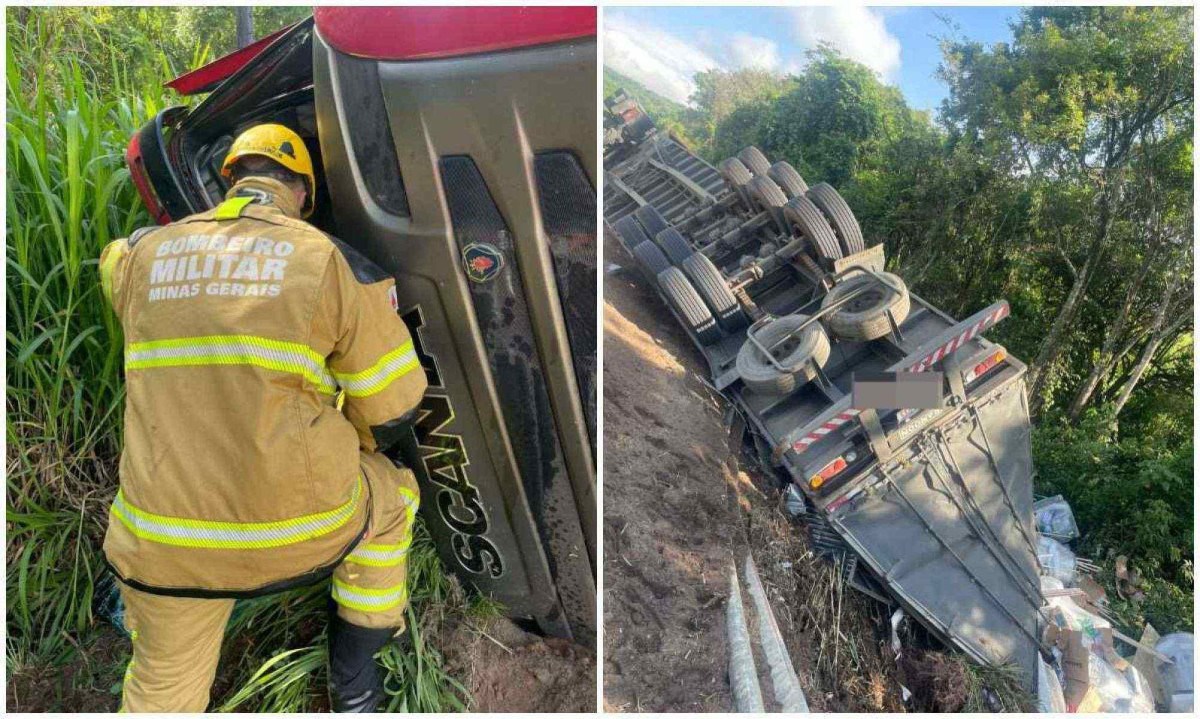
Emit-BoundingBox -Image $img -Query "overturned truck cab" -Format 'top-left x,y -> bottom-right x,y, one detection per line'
126,8 -> 598,645
603,94 -> 1044,688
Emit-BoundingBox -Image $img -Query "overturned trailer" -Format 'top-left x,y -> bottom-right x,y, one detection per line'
604,92 -> 1045,688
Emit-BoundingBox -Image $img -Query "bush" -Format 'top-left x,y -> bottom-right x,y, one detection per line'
1033,409 -> 1194,633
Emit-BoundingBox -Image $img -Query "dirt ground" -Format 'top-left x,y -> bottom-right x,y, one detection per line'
443,616 -> 596,713
602,254 -> 747,712
5,624 -> 128,712
603,230 -> 908,713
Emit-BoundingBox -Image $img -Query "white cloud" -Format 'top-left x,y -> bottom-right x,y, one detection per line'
724,32 -> 783,72
604,13 -> 720,104
788,6 -> 902,80
604,10 -> 896,105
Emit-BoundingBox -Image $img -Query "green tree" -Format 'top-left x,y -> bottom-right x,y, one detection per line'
173,7 -> 310,61
938,6 -> 1194,413
690,67 -> 788,148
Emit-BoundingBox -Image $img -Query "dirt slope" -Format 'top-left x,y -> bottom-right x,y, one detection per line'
602,230 -> 906,712
602,248 -> 748,712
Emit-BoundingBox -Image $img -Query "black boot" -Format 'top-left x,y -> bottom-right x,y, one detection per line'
327,611 -> 398,713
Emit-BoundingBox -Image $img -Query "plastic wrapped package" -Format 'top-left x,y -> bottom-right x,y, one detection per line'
1037,655 -> 1067,712
1155,632 -> 1194,713
1034,494 -> 1080,540
784,484 -> 806,517
1040,575 -> 1065,593
1088,653 -> 1137,712
1123,665 -> 1155,713
1037,535 -> 1078,586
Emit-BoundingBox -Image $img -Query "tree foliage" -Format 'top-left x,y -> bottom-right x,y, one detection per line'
939,7 -> 1194,411
690,66 -> 788,151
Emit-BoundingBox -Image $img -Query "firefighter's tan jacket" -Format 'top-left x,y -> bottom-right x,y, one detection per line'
99,177 -> 427,596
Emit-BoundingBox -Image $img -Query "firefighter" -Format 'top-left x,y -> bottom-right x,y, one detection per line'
98,123 -> 427,712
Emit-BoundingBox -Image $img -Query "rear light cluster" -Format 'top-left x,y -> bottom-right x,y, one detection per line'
965,350 -> 1006,383
125,133 -> 171,225
809,450 -> 857,489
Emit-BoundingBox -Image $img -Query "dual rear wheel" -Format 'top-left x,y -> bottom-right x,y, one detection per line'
718,146 -> 865,266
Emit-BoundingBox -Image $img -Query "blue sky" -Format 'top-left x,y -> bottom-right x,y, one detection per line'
604,6 -> 1020,113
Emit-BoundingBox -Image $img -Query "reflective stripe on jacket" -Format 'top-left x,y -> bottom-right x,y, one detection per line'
100,177 -> 428,595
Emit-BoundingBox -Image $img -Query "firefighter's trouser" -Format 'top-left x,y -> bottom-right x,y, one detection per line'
118,453 -> 418,713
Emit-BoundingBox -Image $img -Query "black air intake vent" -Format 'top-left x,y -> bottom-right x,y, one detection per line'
533,150 -> 596,458
439,155 -> 593,641
335,53 -> 409,216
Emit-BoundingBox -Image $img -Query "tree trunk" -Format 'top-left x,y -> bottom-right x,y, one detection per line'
1109,273 -> 1184,418
235,8 -> 254,49
1028,178 -> 1115,414
1066,238 -> 1158,421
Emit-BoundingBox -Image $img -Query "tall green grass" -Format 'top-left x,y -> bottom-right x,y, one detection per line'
6,8 -> 482,711
6,12 -> 158,669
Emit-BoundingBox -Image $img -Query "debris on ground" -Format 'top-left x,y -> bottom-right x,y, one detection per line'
1038,655 -> 1068,712
899,649 -> 1033,712
1038,535 -> 1082,586
1033,494 -> 1188,713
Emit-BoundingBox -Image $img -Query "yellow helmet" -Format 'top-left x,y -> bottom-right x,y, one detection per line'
221,124 -> 316,217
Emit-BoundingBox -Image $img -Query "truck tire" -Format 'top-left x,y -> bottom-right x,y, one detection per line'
681,253 -> 748,332
807,183 -> 864,256
746,175 -> 788,212
719,157 -> 753,195
746,175 -> 788,234
821,272 -> 911,341
634,204 -> 671,238
632,240 -> 671,283
767,161 -> 808,199
738,146 -> 772,176
658,266 -> 723,346
736,314 -> 831,396
655,227 -> 695,265
614,214 -> 651,254
782,195 -> 842,263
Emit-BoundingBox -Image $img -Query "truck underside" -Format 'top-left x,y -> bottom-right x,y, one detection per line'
603,96 -> 1045,688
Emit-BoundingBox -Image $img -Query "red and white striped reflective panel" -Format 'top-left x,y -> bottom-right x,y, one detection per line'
789,301 -> 1009,455
906,302 -> 1009,372
792,409 -> 861,453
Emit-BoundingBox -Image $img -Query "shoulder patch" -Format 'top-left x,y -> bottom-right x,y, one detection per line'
127,226 -> 160,248
325,234 -> 391,284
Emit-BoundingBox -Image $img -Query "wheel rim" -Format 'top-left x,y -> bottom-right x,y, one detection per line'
755,326 -> 806,364
845,287 -> 886,313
